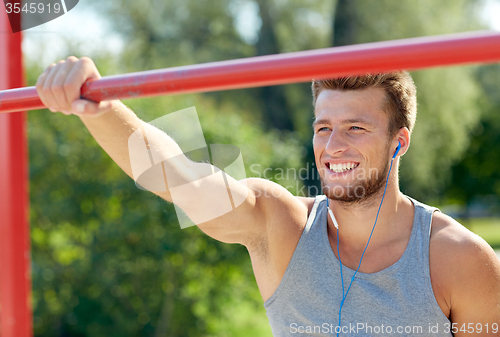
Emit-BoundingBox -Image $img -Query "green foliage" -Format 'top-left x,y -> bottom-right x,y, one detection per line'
95,0 -> 253,71
445,64 -> 500,210
401,67 -> 482,198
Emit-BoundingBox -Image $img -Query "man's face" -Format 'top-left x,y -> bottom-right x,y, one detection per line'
313,88 -> 393,203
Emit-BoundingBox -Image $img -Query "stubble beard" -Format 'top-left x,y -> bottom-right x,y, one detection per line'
320,157 -> 390,205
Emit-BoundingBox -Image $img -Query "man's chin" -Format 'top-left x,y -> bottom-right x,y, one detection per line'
321,185 -> 367,203
327,192 -> 366,204
321,178 -> 386,205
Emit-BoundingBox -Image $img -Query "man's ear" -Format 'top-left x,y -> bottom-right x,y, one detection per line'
394,127 -> 410,157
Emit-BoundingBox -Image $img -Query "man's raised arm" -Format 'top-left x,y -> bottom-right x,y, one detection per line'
36,57 -> 199,203
35,56 -> 299,247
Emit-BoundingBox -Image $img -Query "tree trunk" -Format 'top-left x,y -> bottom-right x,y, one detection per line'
255,0 -> 294,131
332,0 -> 359,47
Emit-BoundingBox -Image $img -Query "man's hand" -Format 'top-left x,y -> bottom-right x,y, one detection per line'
36,56 -> 115,117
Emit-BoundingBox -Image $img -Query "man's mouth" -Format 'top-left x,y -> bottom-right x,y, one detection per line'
327,162 -> 359,173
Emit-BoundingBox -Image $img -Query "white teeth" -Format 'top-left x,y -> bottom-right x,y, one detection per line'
329,162 -> 358,173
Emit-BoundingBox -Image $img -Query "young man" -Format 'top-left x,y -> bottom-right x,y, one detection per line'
37,57 -> 500,336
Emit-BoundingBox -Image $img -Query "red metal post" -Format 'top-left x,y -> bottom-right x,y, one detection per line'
0,2 -> 32,337
1,30 -> 500,113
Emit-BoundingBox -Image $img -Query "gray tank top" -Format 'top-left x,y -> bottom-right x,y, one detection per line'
264,195 -> 452,336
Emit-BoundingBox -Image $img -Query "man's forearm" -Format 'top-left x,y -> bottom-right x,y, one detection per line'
78,100 -> 199,203
35,57 -> 246,222
79,100 -> 143,180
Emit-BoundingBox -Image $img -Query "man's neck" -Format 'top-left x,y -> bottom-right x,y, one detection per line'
327,184 -> 411,254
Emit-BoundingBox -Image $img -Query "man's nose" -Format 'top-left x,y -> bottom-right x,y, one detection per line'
325,131 -> 348,156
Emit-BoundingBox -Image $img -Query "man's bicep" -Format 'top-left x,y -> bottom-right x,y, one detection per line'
193,177 -> 298,247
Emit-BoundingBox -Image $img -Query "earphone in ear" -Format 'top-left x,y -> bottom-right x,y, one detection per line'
392,141 -> 402,159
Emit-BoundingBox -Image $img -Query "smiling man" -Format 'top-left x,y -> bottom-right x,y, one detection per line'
37,57 -> 500,336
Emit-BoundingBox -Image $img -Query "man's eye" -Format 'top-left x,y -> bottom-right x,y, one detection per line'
350,126 -> 364,131
317,127 -> 330,132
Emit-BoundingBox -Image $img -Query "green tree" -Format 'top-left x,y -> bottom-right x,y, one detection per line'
445,64 -> 500,215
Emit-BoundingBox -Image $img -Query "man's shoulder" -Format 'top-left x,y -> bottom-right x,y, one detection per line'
428,212 -> 500,325
430,212 -> 500,297
239,177 -> 316,237
295,195 -> 318,215
241,177 -> 317,209
430,211 -> 494,260
403,196 -> 495,270
429,211 -> 497,268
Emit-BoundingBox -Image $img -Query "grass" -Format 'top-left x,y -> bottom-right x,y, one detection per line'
460,217 -> 500,250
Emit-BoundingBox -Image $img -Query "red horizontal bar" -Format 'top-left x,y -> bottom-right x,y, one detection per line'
1,30 -> 500,114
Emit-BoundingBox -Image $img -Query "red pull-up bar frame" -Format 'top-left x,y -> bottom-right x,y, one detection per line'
0,4 -> 32,337
1,30 -> 500,113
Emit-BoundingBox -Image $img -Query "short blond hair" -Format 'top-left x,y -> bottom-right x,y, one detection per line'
312,72 -> 417,136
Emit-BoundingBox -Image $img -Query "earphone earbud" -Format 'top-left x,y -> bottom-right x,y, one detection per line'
392,141 -> 402,159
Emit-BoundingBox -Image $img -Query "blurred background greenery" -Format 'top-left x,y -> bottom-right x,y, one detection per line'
22,0 -> 500,335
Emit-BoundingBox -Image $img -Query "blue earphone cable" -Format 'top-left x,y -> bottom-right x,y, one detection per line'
328,156 -> 396,337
